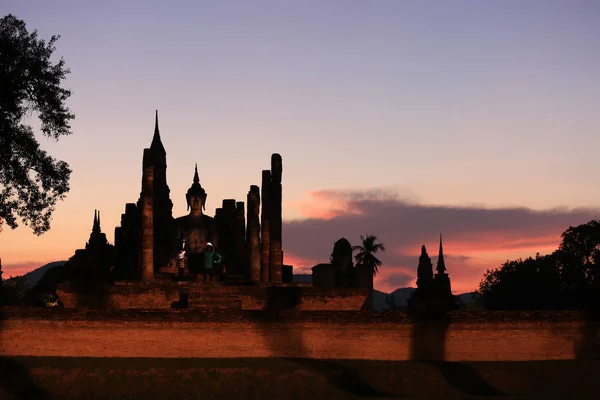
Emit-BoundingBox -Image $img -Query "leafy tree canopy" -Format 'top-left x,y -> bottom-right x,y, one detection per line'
0,14 -> 74,234
479,220 -> 600,309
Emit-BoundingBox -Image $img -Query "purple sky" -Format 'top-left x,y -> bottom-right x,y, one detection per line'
2,1 -> 600,292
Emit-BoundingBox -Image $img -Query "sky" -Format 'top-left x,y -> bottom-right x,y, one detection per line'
1,0 -> 600,294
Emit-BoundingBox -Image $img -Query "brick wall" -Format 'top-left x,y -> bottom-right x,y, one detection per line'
1,309 -> 598,361
57,282 -> 181,309
237,286 -> 369,311
56,283 -> 370,311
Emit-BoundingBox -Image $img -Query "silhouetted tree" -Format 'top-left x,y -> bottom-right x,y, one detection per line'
0,14 -> 74,234
479,253 -> 563,309
558,221 -> 600,289
479,220 -> 600,309
352,234 -> 385,276
2,275 -> 29,306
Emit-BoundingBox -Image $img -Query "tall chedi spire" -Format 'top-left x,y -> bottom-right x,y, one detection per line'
408,234 -> 457,315
139,110 -> 174,272
436,233 -> 446,275
138,110 -> 175,278
150,110 -> 166,157
92,210 -> 101,233
87,209 -> 108,253
432,232 -> 453,300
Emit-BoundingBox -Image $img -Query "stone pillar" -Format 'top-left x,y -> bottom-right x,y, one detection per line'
214,208 -> 223,234
222,200 -> 237,273
140,149 -> 154,282
260,170 -> 271,283
114,202 -> 139,280
269,153 -> 283,283
282,264 -> 293,283
247,185 -> 261,283
235,201 -> 247,276
114,226 -> 123,277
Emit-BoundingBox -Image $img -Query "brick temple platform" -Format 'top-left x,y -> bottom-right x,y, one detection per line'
56,281 -> 370,311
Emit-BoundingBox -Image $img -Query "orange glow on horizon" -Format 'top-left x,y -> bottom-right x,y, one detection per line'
284,253 -> 322,274
392,233 -> 561,260
1,262 -> 41,278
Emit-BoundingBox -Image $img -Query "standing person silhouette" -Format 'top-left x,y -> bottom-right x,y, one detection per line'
202,243 -> 221,283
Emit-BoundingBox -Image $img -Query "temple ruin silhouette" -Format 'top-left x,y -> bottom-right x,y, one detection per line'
53,112 -> 373,310
407,234 -> 458,314
54,111 -> 456,312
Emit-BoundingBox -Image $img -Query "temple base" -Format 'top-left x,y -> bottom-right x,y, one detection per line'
56,282 -> 370,311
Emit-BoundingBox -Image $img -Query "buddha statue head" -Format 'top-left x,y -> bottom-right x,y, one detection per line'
186,164 -> 207,215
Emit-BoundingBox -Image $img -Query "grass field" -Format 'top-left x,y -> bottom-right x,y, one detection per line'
1,357 -> 599,399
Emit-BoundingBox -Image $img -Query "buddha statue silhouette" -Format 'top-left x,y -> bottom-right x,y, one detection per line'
173,165 -> 218,273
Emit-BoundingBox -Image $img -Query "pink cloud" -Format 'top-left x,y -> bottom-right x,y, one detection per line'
286,190 -> 365,220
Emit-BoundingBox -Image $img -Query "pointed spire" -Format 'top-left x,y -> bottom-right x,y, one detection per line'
154,109 -> 159,134
194,163 -> 199,183
92,209 -> 100,233
150,109 -> 166,156
436,233 -> 446,274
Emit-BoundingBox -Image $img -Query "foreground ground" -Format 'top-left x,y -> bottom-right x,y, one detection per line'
0,357 -> 598,399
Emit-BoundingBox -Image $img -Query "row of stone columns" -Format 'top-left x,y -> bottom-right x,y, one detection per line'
139,151 -> 283,284
247,153 -> 283,284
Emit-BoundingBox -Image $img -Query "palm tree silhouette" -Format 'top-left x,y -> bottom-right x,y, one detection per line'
352,234 -> 386,276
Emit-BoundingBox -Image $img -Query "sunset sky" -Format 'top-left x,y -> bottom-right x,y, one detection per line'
2,0 -> 600,294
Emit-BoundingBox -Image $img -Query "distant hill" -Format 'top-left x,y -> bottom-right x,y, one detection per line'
456,291 -> 484,309
388,287 -> 417,309
292,274 -> 312,283
21,261 -> 67,287
373,287 -> 415,311
372,289 -> 389,311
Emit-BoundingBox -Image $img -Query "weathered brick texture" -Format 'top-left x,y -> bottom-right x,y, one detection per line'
1,309 -> 598,361
56,283 -> 370,311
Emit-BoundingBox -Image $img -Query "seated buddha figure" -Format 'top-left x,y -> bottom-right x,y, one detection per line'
173,165 -> 219,273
